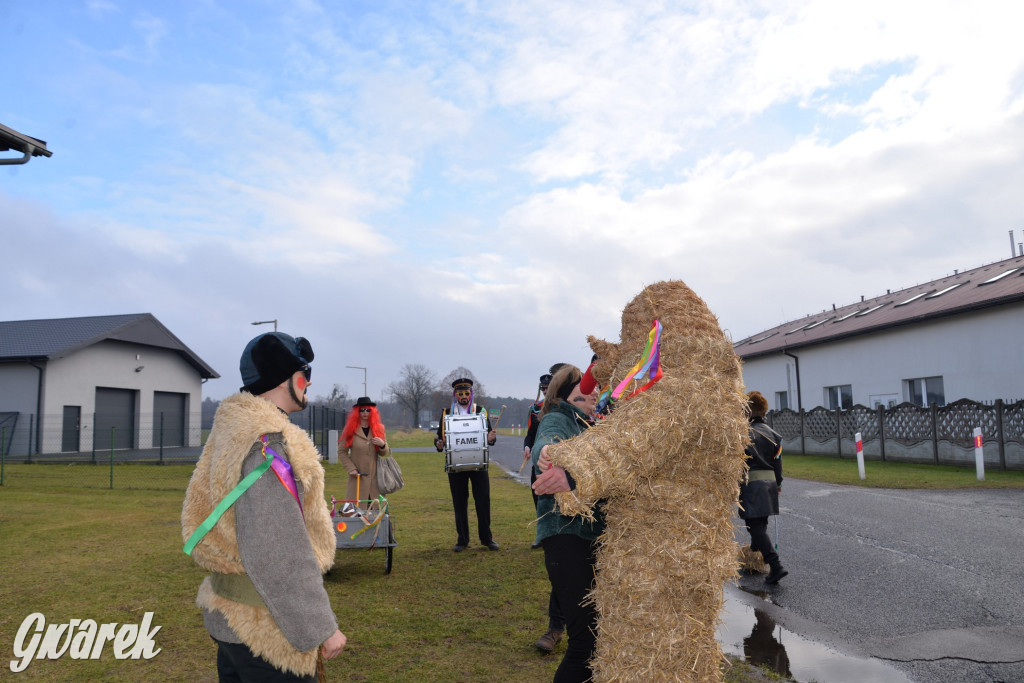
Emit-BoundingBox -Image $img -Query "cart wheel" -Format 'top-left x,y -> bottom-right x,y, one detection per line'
385,546 -> 393,574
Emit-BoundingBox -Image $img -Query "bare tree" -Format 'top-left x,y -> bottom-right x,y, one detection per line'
312,384 -> 350,411
438,367 -> 486,398
432,367 -> 489,414
388,364 -> 437,428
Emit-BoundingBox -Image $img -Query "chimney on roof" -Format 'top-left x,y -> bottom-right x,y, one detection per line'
860,295 -> 864,302
832,304 -> 836,311
1011,230 -> 1016,258
1019,242 -> 1022,256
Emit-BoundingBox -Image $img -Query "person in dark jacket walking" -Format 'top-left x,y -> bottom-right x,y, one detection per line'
740,390 -> 787,584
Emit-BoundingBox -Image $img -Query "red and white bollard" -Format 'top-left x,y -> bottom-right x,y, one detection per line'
855,431 -> 865,480
974,427 -> 985,481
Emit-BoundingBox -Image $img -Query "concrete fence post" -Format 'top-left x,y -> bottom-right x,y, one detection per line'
856,432 -> 865,480
973,427 -> 985,481
328,430 -> 339,464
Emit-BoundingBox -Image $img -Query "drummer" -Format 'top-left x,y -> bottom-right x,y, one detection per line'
434,377 -> 499,552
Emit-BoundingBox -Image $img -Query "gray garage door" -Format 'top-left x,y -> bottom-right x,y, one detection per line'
95,387 -> 135,450
153,391 -> 187,447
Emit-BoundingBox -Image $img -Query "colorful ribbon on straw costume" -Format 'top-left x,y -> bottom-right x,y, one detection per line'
597,320 -> 663,413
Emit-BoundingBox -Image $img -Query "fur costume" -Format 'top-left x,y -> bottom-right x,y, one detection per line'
549,280 -> 748,682
182,392 -> 336,676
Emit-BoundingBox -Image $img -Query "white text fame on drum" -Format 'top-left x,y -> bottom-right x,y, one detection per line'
444,413 -> 490,473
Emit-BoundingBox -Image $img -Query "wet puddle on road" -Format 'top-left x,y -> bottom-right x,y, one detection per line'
717,586 -> 912,682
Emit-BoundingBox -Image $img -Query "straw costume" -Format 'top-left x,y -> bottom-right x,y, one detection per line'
546,280 -> 748,682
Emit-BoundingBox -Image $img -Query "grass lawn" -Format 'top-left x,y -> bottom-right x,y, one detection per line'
0,453 -> 779,682
3,448 -> 1018,680
783,453 -> 1024,489
386,427 -> 522,449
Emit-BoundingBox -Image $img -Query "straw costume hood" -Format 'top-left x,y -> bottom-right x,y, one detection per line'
182,391 -> 336,676
547,280 -> 748,682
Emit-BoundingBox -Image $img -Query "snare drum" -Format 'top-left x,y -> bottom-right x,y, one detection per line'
444,413 -> 489,472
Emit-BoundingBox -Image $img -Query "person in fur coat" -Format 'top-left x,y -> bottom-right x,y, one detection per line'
182,332 -> 345,681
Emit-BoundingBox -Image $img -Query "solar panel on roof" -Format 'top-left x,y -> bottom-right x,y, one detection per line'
833,309 -> 864,322
803,317 -> 833,329
855,302 -> 890,317
895,291 -> 934,307
980,268 -> 1020,285
926,282 -> 966,298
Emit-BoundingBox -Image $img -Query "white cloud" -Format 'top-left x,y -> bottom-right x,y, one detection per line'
6,0 -> 1024,399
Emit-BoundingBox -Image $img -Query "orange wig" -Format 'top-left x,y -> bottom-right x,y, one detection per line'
340,405 -> 386,447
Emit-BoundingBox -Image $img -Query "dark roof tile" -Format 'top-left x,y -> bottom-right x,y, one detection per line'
0,313 -> 219,378
735,254 -> 1024,360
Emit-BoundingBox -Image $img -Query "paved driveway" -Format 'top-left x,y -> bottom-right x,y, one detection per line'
488,434 -> 1024,682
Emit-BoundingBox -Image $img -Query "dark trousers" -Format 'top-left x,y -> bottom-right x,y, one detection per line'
547,587 -> 566,631
746,516 -> 780,568
532,468 -> 565,630
215,639 -> 316,682
543,534 -> 599,683
530,466 -> 539,508
448,469 -> 492,545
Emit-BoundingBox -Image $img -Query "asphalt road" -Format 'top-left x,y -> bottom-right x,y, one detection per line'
486,434 -> 1024,683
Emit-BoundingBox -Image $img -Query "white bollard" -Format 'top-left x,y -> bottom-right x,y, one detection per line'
974,427 -> 985,481
855,431 -> 865,480
328,429 -> 339,464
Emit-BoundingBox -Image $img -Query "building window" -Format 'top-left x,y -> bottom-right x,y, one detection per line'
869,393 -> 899,409
775,391 -> 789,410
905,376 -> 945,406
825,385 -> 852,410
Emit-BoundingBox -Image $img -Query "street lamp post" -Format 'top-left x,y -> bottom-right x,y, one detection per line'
251,319 -> 278,332
346,365 -> 367,397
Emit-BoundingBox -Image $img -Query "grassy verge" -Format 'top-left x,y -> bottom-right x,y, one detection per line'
383,428 -> 436,448
0,454 -> 778,681
783,453 -> 1024,489
386,427 -> 521,448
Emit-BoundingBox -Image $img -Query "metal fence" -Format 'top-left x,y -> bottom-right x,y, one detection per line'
768,398 -> 1024,470
0,405 -> 347,490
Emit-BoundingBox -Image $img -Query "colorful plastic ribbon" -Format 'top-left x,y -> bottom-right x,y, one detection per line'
351,496 -> 389,544
265,435 -> 303,519
607,319 -> 663,405
183,434 -> 303,556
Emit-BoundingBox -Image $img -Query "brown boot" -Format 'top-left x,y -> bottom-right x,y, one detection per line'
535,628 -> 563,653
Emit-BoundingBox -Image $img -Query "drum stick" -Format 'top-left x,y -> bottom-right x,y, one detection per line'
490,405 -> 508,430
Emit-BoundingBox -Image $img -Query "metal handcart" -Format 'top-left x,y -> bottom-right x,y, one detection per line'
330,474 -> 397,574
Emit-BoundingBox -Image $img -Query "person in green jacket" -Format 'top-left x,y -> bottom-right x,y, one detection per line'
531,364 -> 604,683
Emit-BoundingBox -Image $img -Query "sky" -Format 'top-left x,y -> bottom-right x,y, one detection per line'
3,0 -> 1024,403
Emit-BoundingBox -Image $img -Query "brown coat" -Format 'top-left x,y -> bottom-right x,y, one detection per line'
338,429 -> 389,506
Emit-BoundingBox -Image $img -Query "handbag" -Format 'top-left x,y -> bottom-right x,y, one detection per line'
376,453 -> 404,494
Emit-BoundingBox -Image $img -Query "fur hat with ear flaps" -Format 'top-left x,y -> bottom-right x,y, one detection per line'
239,332 -> 314,395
